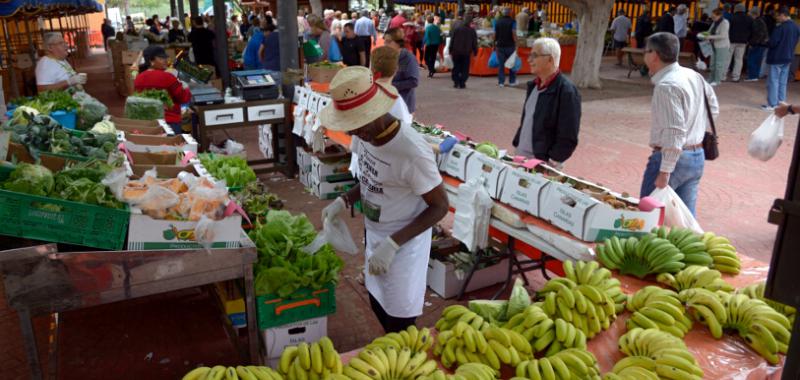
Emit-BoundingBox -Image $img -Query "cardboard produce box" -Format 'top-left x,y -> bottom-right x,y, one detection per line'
498,168 -> 552,218
119,132 -> 198,153
464,152 -> 508,199
264,317 -> 328,368
438,144 -> 473,181
126,211 -> 243,250
307,175 -> 356,200
426,257 -> 509,299
308,64 -> 343,84
309,154 -> 353,183
112,117 -> 172,135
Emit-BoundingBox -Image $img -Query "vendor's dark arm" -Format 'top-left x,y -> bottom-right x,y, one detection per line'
548,84 -> 581,162
390,183 -> 448,246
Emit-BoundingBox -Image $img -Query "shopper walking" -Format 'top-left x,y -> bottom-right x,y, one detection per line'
674,5 -> 689,47
494,7 -> 517,87
449,14 -> 477,89
423,16 -> 442,77
657,7 -> 675,34
729,3 -> 753,82
641,32 -> 719,216
355,10 -> 377,66
383,28 -> 420,114
763,7 -> 800,110
700,9 -> 730,86
746,7 -> 769,82
635,7 -> 653,49
101,19 -> 114,51
188,16 -> 216,68
319,66 -> 448,334
340,23 -> 366,67
512,38 -> 580,169
609,10 -> 632,66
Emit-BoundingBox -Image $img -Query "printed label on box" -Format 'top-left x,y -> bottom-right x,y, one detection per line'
498,168 -> 551,217
465,152 -> 507,199
440,144 -> 472,180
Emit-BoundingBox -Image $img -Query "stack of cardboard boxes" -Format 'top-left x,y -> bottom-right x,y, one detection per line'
297,146 -> 356,200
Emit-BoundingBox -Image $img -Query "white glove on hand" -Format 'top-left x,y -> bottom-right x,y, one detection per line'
368,237 -> 400,275
321,197 -> 346,224
67,74 -> 87,86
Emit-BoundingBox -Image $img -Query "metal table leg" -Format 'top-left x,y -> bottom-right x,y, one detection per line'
491,237 -> 517,300
18,309 -> 43,380
244,263 -> 259,364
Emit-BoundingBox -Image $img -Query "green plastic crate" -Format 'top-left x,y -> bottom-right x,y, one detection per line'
256,282 -> 336,330
0,189 -> 130,250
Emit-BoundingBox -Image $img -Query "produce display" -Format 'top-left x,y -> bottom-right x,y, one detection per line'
504,305 -> 588,354
735,282 -> 796,324
234,181 -> 283,225
3,112 -> 118,161
10,90 -> 79,114
434,321 -> 532,370
74,91 -> 109,131
613,328 -> 703,380
701,232 -> 742,274
474,142 -> 499,159
625,286 -> 692,338
199,153 -> 258,189
715,292 -> 791,364
182,365 -> 282,380
278,337 -> 344,380
248,211 -> 343,297
596,235 -> 685,278
365,325 -> 433,354
344,345 -> 438,380
514,348 -> 602,380
124,95 -> 166,120
656,265 -> 734,292
533,275 -> 617,339
132,89 -> 174,108
561,261 -> 627,313
122,174 -> 229,221
652,227 -> 713,267
420,363 -> 498,380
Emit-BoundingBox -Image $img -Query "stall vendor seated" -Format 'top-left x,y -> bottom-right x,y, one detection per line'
35,32 -> 87,92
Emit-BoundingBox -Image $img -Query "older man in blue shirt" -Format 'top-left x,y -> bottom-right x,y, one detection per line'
355,10 -> 377,64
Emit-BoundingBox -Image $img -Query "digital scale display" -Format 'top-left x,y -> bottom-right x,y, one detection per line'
241,75 -> 275,87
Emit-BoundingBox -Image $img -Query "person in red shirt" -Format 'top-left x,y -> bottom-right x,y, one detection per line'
134,45 -> 191,134
389,10 -> 407,30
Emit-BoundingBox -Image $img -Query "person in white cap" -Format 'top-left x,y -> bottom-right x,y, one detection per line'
319,66 -> 448,333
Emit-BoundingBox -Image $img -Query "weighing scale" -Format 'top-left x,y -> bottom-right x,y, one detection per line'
232,70 -> 280,101
190,84 -> 224,105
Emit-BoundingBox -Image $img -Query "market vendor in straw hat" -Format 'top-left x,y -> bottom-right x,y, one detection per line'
320,66 -> 448,333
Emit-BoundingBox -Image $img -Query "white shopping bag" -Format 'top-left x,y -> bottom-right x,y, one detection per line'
649,187 -> 703,234
504,51 -> 518,69
698,40 -> 713,58
695,59 -> 707,71
748,114 -> 784,161
452,177 -> 494,252
303,215 -> 358,255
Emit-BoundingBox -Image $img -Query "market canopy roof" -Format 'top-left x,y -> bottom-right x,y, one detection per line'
0,0 -> 102,19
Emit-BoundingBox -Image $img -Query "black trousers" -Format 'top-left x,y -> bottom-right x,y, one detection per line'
424,44 -> 439,76
369,292 -> 417,333
359,36 -> 372,65
451,54 -> 471,86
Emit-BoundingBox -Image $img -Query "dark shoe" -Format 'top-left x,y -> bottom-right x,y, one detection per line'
459,83 -> 466,89
453,83 -> 458,88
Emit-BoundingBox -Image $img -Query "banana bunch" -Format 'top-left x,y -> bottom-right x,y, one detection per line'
653,227 -> 713,267
505,305 -> 587,356
701,232 -> 741,274
344,346 -> 438,380
279,338 -> 343,380
366,325 -> 433,354
736,281 -> 796,324
618,328 -> 704,380
656,265 -> 734,292
435,305 -> 491,334
434,323 -> 532,370
626,286 -> 680,312
536,277 -> 616,339
419,363 -> 498,380
678,288 -> 727,339
716,292 -> 791,364
627,286 -> 691,338
182,366 -> 283,380
513,348 -> 602,380
596,235 -> 685,279
562,260 -> 628,313
602,357 -> 659,380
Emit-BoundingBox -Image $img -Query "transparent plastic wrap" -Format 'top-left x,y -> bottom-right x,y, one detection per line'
124,96 -> 164,120
73,91 -> 108,131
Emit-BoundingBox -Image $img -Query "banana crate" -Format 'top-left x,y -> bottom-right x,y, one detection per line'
256,282 -> 336,330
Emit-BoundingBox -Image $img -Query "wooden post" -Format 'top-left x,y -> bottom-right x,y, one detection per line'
190,0 -> 199,18
213,0 -> 229,88
3,19 -> 20,99
278,0 -> 299,72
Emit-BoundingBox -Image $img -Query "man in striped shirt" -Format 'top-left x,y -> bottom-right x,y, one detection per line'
640,32 -> 719,216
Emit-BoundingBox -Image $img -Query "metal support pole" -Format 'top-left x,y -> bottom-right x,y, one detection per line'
3,20 -> 20,99
213,0 -> 229,88
178,0 -> 186,28
190,0 -> 199,18
21,18 -> 36,67
277,0 -> 298,72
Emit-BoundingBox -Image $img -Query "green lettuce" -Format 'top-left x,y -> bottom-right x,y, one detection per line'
3,163 -> 54,196
469,300 -> 509,323
506,278 -> 531,319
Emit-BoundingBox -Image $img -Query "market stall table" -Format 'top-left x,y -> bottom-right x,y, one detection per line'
0,235 -> 259,380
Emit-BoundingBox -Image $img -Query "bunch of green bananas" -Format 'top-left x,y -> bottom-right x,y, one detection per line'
735,281 -> 795,324
513,348 -> 601,380
534,277 -> 616,338
420,363 -> 499,380
366,325 -> 433,354
503,305 -> 587,356
716,292 -> 791,364
678,288 -> 727,339
625,287 -> 692,338
617,328 -> 704,380
435,305 -> 492,334
278,338 -> 343,380
656,265 -> 734,292
344,346 -> 438,380
701,232 -> 741,274
434,322 -> 532,370
562,260 -> 628,313
596,235 -> 685,279
602,356 -> 660,380
653,227 -> 713,267
182,366 -> 282,380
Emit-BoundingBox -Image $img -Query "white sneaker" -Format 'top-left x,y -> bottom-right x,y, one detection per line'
710,82 -> 719,87
760,105 -> 775,111
498,83 -> 505,88
744,78 -> 758,82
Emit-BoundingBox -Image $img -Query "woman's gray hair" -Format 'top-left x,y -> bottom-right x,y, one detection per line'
43,32 -> 63,46
646,32 -> 679,64
533,37 -> 561,67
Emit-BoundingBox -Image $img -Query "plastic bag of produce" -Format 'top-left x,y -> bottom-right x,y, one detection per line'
302,214 -> 358,255
748,114 -> 784,161
452,176 -> 494,252
124,96 -> 164,120
649,186 -> 703,234
74,91 -> 108,131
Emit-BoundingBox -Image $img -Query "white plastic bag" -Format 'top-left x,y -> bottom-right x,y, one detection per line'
452,177 -> 494,252
649,187 -> 703,234
504,51 -> 518,69
748,114 -> 784,161
695,59 -> 707,71
292,106 -> 306,136
443,55 -> 454,69
303,216 -> 359,255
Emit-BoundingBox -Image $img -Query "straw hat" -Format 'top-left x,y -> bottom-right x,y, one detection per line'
319,66 -> 398,132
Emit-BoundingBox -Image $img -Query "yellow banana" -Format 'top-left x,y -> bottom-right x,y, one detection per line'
182,367 -> 210,380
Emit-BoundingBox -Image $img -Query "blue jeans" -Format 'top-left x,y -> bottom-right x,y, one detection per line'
495,46 -> 517,85
168,122 -> 182,134
640,150 -> 705,216
767,63 -> 791,107
746,46 -> 766,80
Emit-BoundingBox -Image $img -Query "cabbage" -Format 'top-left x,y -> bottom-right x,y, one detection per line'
8,106 -> 40,126
469,300 -> 509,323
90,120 -> 116,135
505,278 -> 531,319
2,163 -> 54,196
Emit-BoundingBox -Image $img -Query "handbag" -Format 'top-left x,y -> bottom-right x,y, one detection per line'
702,86 -> 719,160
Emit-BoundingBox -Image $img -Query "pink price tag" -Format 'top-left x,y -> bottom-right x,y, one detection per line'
118,143 -> 134,165
512,155 -> 526,163
522,159 -> 544,169
453,131 -> 469,141
434,124 -> 444,130
224,201 -> 252,225
180,151 -> 196,166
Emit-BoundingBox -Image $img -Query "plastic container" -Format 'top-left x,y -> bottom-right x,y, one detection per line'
0,189 -> 130,250
50,109 -> 78,130
256,282 -> 336,330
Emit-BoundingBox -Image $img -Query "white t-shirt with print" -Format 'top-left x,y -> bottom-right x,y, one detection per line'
35,56 -> 76,86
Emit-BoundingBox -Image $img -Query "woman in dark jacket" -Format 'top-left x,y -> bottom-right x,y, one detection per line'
383,27 -> 420,114
512,38 -> 580,169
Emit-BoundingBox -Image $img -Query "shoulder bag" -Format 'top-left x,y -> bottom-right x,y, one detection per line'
702,86 -> 719,160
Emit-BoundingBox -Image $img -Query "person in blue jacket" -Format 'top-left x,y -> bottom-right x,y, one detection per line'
243,22 -> 266,70
763,7 -> 800,110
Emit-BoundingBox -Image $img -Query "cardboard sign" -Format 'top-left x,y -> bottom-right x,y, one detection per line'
498,168 -> 551,217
